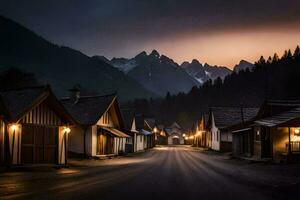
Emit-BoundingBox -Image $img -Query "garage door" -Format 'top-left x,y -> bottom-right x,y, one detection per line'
21,125 -> 58,164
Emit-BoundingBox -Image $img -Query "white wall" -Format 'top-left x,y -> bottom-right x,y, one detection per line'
135,134 -> 144,152
211,127 -> 220,151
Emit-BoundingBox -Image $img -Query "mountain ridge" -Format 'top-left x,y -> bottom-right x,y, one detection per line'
0,15 -> 155,101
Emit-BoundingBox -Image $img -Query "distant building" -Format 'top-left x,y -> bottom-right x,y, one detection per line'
165,122 -> 184,145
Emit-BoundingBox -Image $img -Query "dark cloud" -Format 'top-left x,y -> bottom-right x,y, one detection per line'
1,0 -> 300,59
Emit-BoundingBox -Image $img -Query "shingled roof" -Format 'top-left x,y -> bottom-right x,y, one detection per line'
61,94 -> 117,126
255,107 -> 300,127
0,85 -> 74,123
208,107 -> 259,130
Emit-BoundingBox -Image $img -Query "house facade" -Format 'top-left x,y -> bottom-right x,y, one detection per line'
0,86 -> 74,166
207,107 -> 259,152
62,94 -> 130,158
165,122 -> 184,145
122,109 -> 144,153
252,101 -> 300,162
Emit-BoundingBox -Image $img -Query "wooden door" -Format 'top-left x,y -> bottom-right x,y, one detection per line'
261,127 -> 271,158
22,125 -> 58,164
173,138 -> 180,145
97,133 -> 107,155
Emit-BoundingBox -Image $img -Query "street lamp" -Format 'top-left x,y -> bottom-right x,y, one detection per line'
9,123 -> 19,165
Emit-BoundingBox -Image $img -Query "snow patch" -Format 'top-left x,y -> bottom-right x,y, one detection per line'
112,60 -> 137,73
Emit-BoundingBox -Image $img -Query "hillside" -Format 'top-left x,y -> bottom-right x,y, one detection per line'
0,16 -> 154,101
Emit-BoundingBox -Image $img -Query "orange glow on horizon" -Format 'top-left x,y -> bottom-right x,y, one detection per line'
143,27 -> 300,69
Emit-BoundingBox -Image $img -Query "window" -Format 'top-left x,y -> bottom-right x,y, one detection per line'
255,129 -> 261,141
140,136 -> 143,142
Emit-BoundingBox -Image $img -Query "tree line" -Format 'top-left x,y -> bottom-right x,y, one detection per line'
124,46 -> 300,128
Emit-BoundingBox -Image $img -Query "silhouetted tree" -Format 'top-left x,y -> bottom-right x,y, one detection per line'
272,53 -> 279,62
294,46 -> 300,57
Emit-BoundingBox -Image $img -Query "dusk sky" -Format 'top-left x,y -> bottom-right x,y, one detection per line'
1,0 -> 300,68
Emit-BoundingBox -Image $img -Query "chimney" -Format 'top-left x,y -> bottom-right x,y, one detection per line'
69,86 -> 81,105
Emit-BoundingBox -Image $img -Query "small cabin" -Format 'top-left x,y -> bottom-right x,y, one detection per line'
0,86 -> 74,166
207,107 -> 259,152
121,109 -> 144,153
165,122 -> 184,145
61,94 -> 130,158
253,100 -> 300,162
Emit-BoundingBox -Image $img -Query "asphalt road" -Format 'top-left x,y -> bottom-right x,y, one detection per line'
1,146 -> 300,200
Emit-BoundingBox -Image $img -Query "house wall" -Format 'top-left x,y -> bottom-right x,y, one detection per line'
58,126 -> 69,165
113,137 -> 126,154
68,126 -> 96,156
7,124 -> 21,165
206,131 -> 212,148
68,126 -> 85,154
221,131 -> 232,142
135,134 -> 144,152
211,126 -> 220,151
232,129 -> 253,157
253,126 -> 262,158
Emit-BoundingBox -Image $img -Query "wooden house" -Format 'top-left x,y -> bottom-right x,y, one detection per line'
207,107 -> 259,152
252,100 -> 300,162
61,93 -> 130,158
141,117 -> 154,149
121,109 -> 144,153
0,86 -> 74,166
193,116 -> 210,148
165,122 -> 184,145
156,125 -> 168,145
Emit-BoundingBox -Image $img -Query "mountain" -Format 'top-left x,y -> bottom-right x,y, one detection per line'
181,59 -> 232,84
109,50 -> 199,96
0,15 -> 154,101
233,60 -> 255,72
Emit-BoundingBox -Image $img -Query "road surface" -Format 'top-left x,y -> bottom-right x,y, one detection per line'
1,146 -> 300,200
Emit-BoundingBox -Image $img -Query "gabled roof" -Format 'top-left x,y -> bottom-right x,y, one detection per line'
144,118 -> 155,130
208,107 -> 259,130
135,114 -> 145,130
61,94 -> 118,126
256,100 -> 300,119
121,108 -> 135,130
0,86 -> 47,120
255,107 -> 300,127
0,85 -> 74,123
169,122 -> 181,129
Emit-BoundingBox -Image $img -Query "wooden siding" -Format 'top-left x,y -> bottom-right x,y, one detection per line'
20,102 -> 62,126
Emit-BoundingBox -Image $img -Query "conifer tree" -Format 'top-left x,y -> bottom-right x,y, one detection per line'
294,46 -> 300,57
272,53 -> 279,62
267,56 -> 272,64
